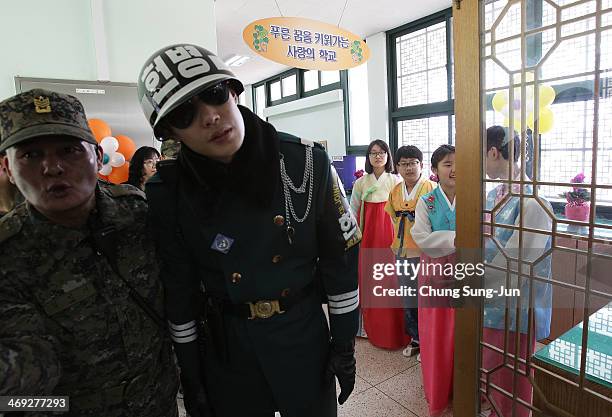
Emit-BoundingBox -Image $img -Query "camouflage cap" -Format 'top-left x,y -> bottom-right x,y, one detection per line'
160,138 -> 181,159
0,88 -> 97,153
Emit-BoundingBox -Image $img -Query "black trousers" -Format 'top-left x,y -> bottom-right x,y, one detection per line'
203,297 -> 337,417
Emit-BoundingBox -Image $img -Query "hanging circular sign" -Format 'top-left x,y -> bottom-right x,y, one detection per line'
242,17 -> 370,70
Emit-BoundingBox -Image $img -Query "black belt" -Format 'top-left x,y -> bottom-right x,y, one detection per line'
395,209 -> 415,250
221,283 -> 315,320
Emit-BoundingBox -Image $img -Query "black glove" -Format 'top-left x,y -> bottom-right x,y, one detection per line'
325,338 -> 356,405
181,374 -> 214,417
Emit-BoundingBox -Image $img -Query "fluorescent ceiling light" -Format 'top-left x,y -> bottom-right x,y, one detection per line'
225,54 -> 251,67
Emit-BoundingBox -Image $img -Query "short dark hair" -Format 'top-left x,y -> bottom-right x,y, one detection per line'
431,144 -> 455,169
127,146 -> 160,187
364,139 -> 394,174
394,145 -> 423,166
487,125 -> 520,162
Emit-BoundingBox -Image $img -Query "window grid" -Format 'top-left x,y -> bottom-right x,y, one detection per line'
397,115 -> 453,174
396,22 -> 448,107
484,0 -> 612,204
388,8 -> 454,157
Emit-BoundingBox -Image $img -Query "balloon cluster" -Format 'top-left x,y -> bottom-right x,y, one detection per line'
87,119 -> 136,184
492,84 -> 556,134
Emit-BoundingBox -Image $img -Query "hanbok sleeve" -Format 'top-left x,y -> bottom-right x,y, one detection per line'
486,198 -> 552,286
349,177 -> 362,217
384,187 -> 399,224
411,198 -> 456,258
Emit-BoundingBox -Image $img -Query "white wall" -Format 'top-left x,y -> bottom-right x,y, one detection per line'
103,0 -> 217,82
366,32 -> 390,143
265,90 -> 346,157
0,0 -> 217,101
0,0 -> 97,100
242,84 -> 254,112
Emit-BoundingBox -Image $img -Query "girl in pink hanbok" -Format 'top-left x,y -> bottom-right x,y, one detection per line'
411,145 -> 456,416
350,140 -> 406,349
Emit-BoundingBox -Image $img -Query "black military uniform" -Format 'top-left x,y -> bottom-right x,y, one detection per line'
146,104 -> 360,417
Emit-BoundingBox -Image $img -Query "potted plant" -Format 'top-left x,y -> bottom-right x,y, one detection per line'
561,173 -> 591,221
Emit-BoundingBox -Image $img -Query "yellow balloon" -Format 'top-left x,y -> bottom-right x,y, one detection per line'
503,115 -> 525,129
492,91 -> 507,112
528,106 -> 554,133
539,85 -> 556,107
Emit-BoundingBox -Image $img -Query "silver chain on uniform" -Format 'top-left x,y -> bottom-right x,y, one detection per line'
279,146 -> 314,223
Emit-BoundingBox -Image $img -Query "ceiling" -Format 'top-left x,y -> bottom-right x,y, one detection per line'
215,0 -> 452,85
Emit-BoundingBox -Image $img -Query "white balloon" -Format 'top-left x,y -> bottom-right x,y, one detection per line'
99,164 -> 112,175
110,153 -> 126,168
100,136 -> 119,154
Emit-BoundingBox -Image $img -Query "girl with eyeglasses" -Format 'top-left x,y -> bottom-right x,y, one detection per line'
125,146 -> 160,191
349,139 -> 408,350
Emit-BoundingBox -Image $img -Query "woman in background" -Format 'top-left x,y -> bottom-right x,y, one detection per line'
126,146 -> 160,191
350,140 -> 407,349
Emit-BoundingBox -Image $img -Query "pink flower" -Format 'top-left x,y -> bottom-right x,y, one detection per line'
571,173 -> 585,184
427,195 -> 435,203
429,174 -> 438,182
354,169 -> 364,179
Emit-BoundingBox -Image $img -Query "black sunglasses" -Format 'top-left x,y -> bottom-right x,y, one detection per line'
164,81 -> 231,130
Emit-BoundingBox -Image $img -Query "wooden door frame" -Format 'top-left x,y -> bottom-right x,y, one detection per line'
453,0 -> 483,416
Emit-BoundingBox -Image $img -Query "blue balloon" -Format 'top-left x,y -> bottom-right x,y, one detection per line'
103,154 -> 110,165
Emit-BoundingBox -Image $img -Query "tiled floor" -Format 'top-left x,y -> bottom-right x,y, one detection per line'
179,337 -> 452,417
338,337 -> 453,417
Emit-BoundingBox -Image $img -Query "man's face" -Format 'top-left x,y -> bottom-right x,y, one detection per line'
2,136 -> 102,217
397,157 -> 423,185
169,91 -> 245,163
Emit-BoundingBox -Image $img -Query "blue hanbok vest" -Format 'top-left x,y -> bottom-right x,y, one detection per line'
484,185 -> 552,340
421,186 -> 456,232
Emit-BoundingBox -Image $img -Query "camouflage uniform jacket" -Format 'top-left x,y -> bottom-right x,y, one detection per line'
0,182 -> 178,417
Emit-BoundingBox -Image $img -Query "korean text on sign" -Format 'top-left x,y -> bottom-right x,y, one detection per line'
270,25 -> 291,41
314,33 -> 350,48
287,45 -> 316,61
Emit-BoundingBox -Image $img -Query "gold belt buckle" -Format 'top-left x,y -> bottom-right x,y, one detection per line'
248,300 -> 285,319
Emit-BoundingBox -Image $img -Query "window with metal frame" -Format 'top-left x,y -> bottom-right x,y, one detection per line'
387,8 -> 455,174
251,68 -> 350,147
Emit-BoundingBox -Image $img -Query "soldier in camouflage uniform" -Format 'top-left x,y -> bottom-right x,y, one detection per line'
0,89 -> 178,416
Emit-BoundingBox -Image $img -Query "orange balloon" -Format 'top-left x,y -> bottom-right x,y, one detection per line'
88,119 -> 112,142
107,162 -> 129,184
115,135 -> 137,161
97,173 -> 109,182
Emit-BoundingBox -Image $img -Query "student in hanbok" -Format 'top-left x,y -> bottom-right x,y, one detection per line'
411,144 -> 456,416
350,139 -> 406,349
385,146 -> 436,357
483,126 -> 552,417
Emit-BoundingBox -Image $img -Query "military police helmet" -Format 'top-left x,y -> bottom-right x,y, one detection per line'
137,44 -> 244,139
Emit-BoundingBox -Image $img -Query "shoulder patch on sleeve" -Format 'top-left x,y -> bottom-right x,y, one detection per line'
0,210 -> 24,245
